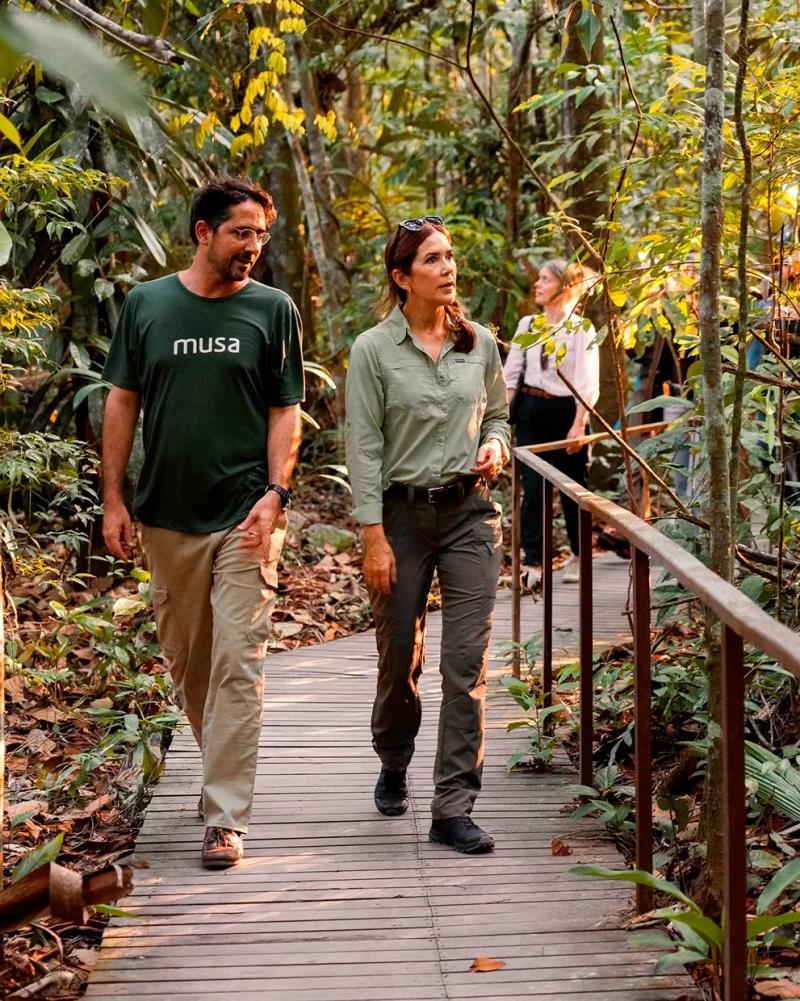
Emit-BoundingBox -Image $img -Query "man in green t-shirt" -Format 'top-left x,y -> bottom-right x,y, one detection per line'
102,176 -> 304,867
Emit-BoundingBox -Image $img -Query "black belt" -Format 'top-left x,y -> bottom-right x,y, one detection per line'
384,476 -> 480,506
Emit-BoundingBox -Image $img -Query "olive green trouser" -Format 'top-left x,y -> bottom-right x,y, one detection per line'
141,516 -> 286,833
368,484 -> 503,820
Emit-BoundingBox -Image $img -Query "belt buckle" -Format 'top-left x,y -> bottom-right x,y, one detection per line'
427,485 -> 448,504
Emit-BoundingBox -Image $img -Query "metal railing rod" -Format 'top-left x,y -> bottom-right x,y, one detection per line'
511,454 -> 522,679
578,507 -> 594,787
542,479 -> 553,707
633,545 -> 653,913
513,449 -> 800,679
722,625 -> 746,1001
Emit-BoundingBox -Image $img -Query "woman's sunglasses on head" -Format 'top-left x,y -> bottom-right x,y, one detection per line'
392,215 -> 445,252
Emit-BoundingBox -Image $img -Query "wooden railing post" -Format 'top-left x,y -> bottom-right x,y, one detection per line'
543,479 -> 553,707
632,546 -> 653,913
722,625 -> 746,1001
511,453 -> 521,678
578,507 -> 593,787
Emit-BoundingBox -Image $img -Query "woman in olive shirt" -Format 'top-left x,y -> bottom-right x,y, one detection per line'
345,217 -> 510,854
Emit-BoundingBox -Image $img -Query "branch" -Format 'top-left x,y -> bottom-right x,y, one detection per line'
721,362 -> 800,394
555,368 -> 708,528
48,0 -> 176,65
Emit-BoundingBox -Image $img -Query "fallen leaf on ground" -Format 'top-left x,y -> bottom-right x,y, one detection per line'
273,622 -> 303,638
756,983 -> 800,999
89,697 -> 114,709
551,837 -> 572,856
470,957 -> 505,973
5,675 -> 27,703
18,730 -> 57,757
70,948 -> 97,967
4,800 -> 46,821
30,706 -> 66,724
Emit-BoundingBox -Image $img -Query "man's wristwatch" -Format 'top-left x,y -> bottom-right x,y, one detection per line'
265,484 -> 292,509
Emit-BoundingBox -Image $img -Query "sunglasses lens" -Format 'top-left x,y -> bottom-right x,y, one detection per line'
425,215 -> 444,226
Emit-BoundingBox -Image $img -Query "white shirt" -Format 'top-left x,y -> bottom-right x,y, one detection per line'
503,314 -> 600,408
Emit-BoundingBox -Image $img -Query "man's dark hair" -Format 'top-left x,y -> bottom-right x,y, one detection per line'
189,176 -> 277,245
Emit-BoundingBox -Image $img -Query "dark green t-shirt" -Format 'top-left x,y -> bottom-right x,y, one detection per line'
103,274 -> 304,534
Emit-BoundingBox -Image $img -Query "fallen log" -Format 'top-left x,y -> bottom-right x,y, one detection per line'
0,862 -> 133,932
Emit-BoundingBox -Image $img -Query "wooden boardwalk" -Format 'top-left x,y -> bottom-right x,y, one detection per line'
86,553 -> 694,1000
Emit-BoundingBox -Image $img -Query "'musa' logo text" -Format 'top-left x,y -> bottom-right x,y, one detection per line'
173,337 -> 241,355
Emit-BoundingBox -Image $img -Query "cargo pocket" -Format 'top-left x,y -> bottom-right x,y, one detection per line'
151,585 -> 185,664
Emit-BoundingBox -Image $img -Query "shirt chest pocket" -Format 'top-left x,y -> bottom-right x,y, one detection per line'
384,360 -> 440,415
450,356 -> 486,406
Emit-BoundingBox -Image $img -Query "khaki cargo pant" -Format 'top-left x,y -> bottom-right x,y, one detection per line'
368,483 -> 503,820
142,515 -> 286,833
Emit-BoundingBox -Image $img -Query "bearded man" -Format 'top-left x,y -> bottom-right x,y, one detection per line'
102,176 -> 304,867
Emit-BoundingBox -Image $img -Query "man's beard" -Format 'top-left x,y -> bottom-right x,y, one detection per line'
208,244 -> 255,282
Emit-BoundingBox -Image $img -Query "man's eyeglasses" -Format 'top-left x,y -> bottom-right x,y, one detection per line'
232,227 -> 271,247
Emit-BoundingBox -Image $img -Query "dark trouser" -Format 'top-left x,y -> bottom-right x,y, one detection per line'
515,394 -> 589,566
368,483 -> 502,820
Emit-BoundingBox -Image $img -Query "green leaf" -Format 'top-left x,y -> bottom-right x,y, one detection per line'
655,909 -> 723,950
12,833 -> 64,882
93,278 -> 115,302
75,258 -> 98,278
569,865 -> 700,912
628,395 -> 693,415
739,575 -> 763,603
61,232 -> 90,266
0,8 -> 145,120
34,85 -> 63,104
653,949 -> 708,975
565,784 -> 598,797
572,0 -> 603,59
72,382 -> 107,410
0,110 -> 21,148
128,212 -> 166,267
757,857 -> 800,915
747,909 -> 800,939
0,219 -> 12,267
93,904 -> 140,918
142,0 -> 167,36
22,120 -> 53,155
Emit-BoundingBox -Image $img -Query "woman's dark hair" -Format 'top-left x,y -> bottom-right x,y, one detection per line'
379,221 -> 476,353
189,176 -> 277,245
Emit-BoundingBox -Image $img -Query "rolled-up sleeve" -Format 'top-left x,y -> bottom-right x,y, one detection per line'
345,336 -> 386,525
571,322 -> 600,408
479,338 -> 511,458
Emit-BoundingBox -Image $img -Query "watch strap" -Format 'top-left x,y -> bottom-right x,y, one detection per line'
265,483 -> 291,508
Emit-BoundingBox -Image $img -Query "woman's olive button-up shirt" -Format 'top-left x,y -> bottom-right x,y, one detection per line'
344,306 -> 511,525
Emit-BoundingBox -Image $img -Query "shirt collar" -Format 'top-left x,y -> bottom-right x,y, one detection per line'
385,305 -> 409,345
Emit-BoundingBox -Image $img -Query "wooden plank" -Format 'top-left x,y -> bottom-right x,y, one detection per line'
86,555 -> 692,1001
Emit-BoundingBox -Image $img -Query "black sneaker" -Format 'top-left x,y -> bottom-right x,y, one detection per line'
429,816 -> 495,853
374,768 -> 409,816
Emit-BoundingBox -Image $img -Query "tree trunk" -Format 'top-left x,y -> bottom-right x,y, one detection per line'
291,40 -> 350,313
559,2 -> 618,428
259,132 -> 315,343
698,0 -> 731,919
498,3 -> 538,332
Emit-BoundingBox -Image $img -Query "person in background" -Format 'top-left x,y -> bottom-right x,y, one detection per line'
505,259 -> 599,586
102,177 -> 304,868
345,216 -> 510,854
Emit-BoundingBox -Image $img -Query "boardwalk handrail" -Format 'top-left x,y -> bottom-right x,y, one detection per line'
511,443 -> 800,1001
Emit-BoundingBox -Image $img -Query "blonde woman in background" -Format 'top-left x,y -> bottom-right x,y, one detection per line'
504,259 -> 599,586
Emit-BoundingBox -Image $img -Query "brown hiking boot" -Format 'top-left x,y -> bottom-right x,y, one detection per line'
202,827 -> 243,868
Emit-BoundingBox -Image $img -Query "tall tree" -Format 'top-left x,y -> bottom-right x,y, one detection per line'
698,0 -> 731,916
